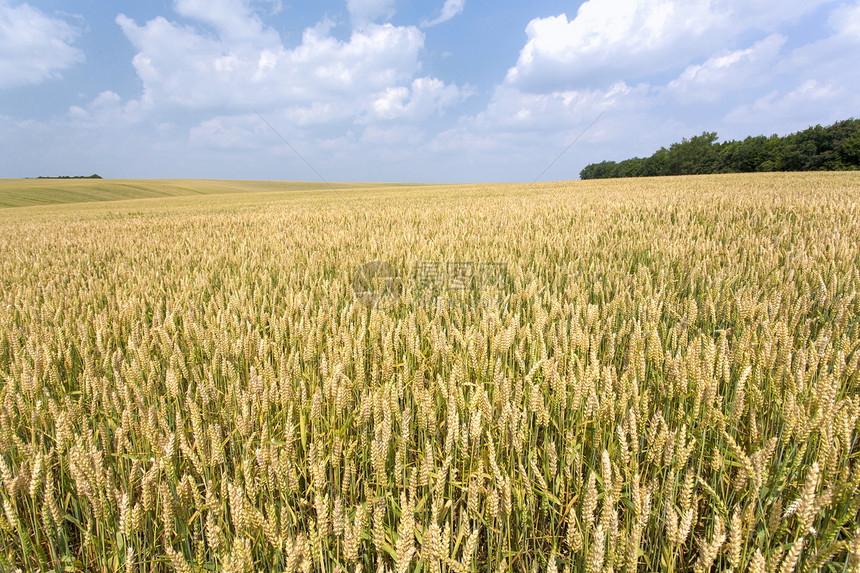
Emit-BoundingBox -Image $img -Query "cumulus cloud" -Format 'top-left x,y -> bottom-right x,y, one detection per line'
666,35 -> 786,102
782,3 -> 860,79
115,9 -> 453,121
360,124 -> 423,145
477,83 -> 630,134
89,0 -> 470,180
505,2 -> 718,90
0,0 -> 84,89
68,90 -> 122,120
370,77 -> 468,121
717,3 -> 860,136
113,0 -> 471,134
830,2 -> 860,35
67,90 -> 150,127
347,0 -> 396,27
7,0 -> 858,183
426,81 -> 641,175
189,114 -> 269,150
504,0 -> 832,92
455,0 -> 860,181
173,0 -> 277,43
724,80 -> 846,131
422,0 -> 465,27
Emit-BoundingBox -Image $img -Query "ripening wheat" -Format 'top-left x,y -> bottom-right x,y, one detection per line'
0,172 -> 859,572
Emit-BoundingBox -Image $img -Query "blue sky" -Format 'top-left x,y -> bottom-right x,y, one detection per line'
1,0 -> 858,182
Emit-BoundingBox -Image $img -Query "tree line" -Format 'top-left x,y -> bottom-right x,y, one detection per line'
34,174 -> 103,179
579,118 -> 860,179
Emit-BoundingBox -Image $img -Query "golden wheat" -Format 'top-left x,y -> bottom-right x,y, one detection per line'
0,172 -> 858,571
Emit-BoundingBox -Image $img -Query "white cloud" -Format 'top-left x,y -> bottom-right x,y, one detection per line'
282,102 -> 345,126
0,0 -> 84,89
783,2 -> 860,78
67,90 -> 149,127
112,1 -> 468,138
189,114 -> 268,150
347,0 -> 396,27
477,83 -> 630,133
116,11 -> 435,115
735,0 -> 841,32
370,77 -> 467,121
360,124 -> 423,145
714,2 -> 860,137
666,35 -> 786,102
422,0 -> 465,27
77,1 -> 469,180
425,81 -> 643,179
455,0 -> 856,181
505,2 -> 718,90
68,90 -> 121,120
723,80 -> 847,134
6,0 -> 858,183
173,0 -> 277,43
504,0 -> 832,92
830,2 -> 860,36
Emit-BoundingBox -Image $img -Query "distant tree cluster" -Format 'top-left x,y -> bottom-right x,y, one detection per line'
35,174 -> 103,179
580,119 -> 860,179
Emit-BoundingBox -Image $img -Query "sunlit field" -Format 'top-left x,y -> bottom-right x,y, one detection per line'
1,172 -> 859,572
0,179 -> 417,209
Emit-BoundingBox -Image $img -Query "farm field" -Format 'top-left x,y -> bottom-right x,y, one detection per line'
0,179 -> 417,209
0,172 -> 859,572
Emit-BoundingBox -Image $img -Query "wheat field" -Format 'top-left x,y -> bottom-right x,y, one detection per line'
0,172 -> 859,572
0,179 -> 417,209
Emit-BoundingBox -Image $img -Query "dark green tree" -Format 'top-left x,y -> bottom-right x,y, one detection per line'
579,119 -> 860,179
